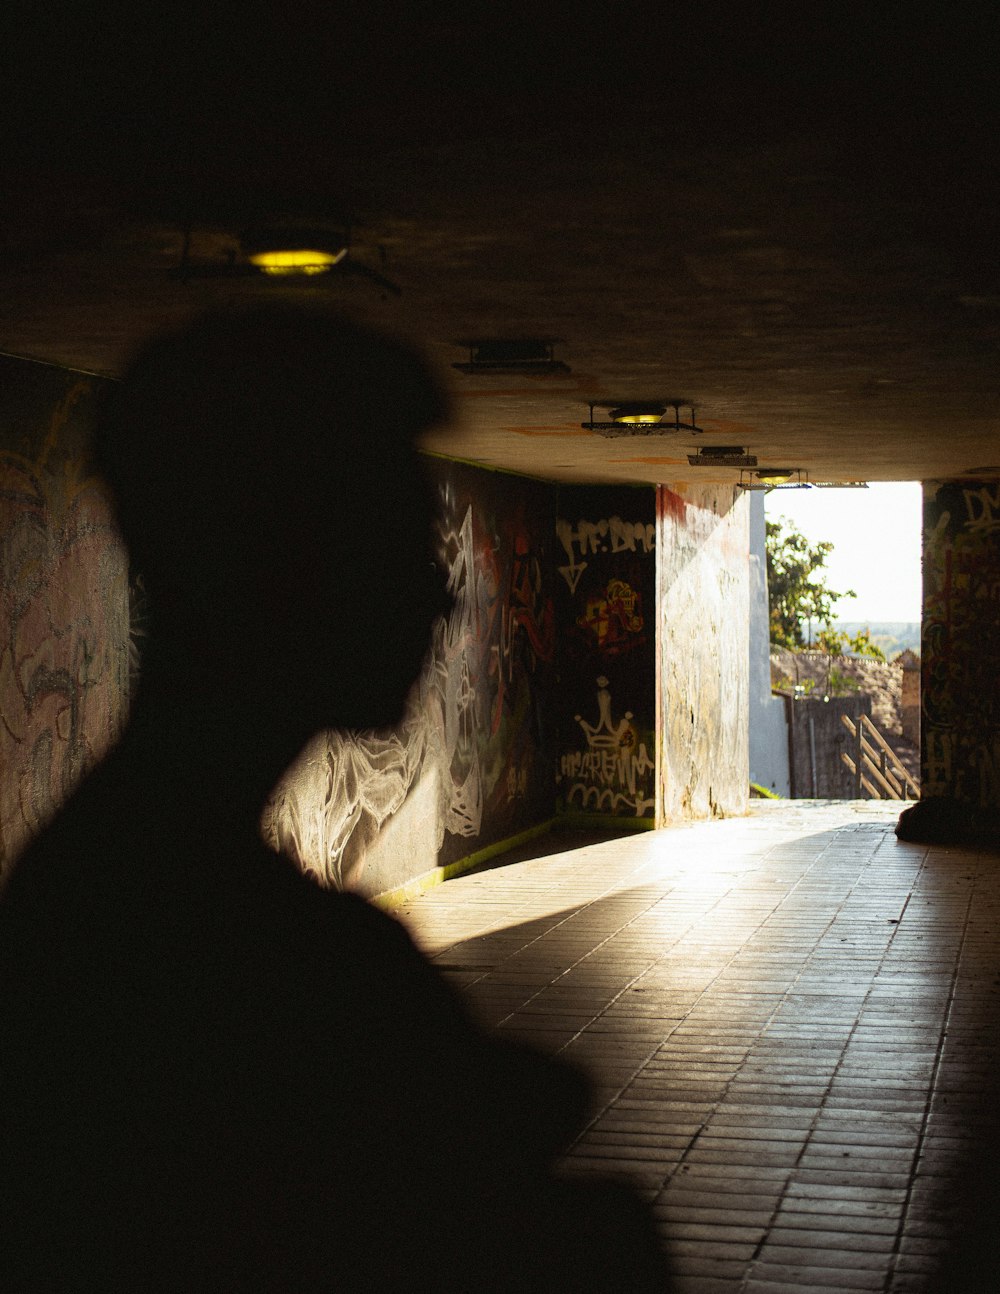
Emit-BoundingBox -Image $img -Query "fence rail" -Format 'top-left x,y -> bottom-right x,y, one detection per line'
840,712 -> 919,800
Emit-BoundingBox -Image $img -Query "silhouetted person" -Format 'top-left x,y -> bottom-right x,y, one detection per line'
0,306 -> 669,1290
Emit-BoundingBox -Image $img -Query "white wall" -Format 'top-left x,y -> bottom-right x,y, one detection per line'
748,492 -> 790,796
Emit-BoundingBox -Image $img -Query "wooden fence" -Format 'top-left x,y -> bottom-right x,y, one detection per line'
840,712 -> 919,800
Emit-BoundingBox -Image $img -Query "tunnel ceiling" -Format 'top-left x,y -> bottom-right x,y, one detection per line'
3,7 -> 998,487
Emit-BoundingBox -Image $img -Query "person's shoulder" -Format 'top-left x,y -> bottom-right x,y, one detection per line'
243,848 -> 423,967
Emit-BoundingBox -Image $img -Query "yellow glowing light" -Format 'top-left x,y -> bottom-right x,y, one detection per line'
249,248 -> 347,275
757,469 -> 794,484
609,405 -> 666,425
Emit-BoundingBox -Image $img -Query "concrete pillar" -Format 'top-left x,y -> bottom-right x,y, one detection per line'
657,484 -> 751,820
921,480 -> 1000,806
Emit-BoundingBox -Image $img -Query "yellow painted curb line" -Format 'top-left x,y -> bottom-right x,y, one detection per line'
372,819 -> 557,911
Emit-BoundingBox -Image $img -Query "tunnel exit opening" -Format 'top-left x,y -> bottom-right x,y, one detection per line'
752,482 -> 922,802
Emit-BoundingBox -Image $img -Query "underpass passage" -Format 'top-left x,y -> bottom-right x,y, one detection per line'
399,802 -> 1000,1293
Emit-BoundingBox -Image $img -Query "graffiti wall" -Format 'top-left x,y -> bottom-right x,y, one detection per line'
0,350 -> 756,897
0,352 -> 558,898
266,460 -> 558,896
657,484 -> 749,821
0,356 -> 129,878
922,480 -> 1000,806
554,486 -> 658,822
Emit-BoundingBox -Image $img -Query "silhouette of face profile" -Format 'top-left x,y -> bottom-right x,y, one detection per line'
96,304 -> 451,734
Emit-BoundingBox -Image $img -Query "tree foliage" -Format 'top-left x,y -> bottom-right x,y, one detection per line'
765,515 -> 859,650
815,625 -> 886,661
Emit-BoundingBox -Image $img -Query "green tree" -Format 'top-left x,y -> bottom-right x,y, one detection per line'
765,516 -> 856,649
816,625 -> 887,661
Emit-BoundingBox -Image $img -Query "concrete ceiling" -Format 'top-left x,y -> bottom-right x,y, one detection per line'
3,5 -> 998,486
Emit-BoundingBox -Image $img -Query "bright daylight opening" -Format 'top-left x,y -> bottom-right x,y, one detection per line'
757,482 -> 922,802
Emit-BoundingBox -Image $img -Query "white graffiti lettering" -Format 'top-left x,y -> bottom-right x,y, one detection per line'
558,676 -> 655,816
609,517 -> 656,555
555,516 -> 655,593
434,504 -> 486,837
564,782 -> 656,816
963,484 -> 1000,534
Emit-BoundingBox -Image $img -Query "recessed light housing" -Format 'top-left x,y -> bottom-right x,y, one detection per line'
688,447 -> 758,468
167,222 -> 401,295
453,339 -> 570,374
582,401 -> 703,437
737,467 -> 810,490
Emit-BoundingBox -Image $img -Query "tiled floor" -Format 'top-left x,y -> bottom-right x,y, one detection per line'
397,802 -> 1000,1293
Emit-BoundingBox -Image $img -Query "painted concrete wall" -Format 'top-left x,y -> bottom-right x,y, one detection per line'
265,460 -> 558,897
1,353 -> 759,900
0,353 -> 562,896
0,357 -> 129,879
658,484 -> 750,822
922,480 -> 1000,806
747,492 -> 791,796
553,486 -> 657,824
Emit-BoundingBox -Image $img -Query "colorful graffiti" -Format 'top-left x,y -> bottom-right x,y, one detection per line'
265,460 -> 557,893
433,470 -> 557,857
557,676 -> 655,816
555,487 -> 657,821
922,480 -> 1000,805
576,577 -> 644,654
0,363 -> 129,878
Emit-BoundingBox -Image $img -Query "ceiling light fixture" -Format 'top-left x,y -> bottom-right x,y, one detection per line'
688,447 -> 758,467
582,401 -> 703,437
168,222 -> 401,295
453,339 -> 570,374
737,468 -> 810,490
246,247 -> 348,276
609,403 -> 667,424
243,226 -> 348,276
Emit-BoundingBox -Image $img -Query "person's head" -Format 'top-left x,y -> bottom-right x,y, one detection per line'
97,304 -> 451,732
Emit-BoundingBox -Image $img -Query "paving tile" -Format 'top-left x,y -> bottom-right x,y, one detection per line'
743,1280 -> 854,1293
671,1278 -> 744,1294
765,1226 -> 896,1254
750,1259 -> 885,1289
654,1204 -> 778,1229
670,1238 -> 759,1261
773,1206 -> 900,1239
669,1222 -> 767,1244
791,1164 -> 910,1190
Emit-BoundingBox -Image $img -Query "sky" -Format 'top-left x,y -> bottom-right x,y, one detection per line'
765,482 -> 922,624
